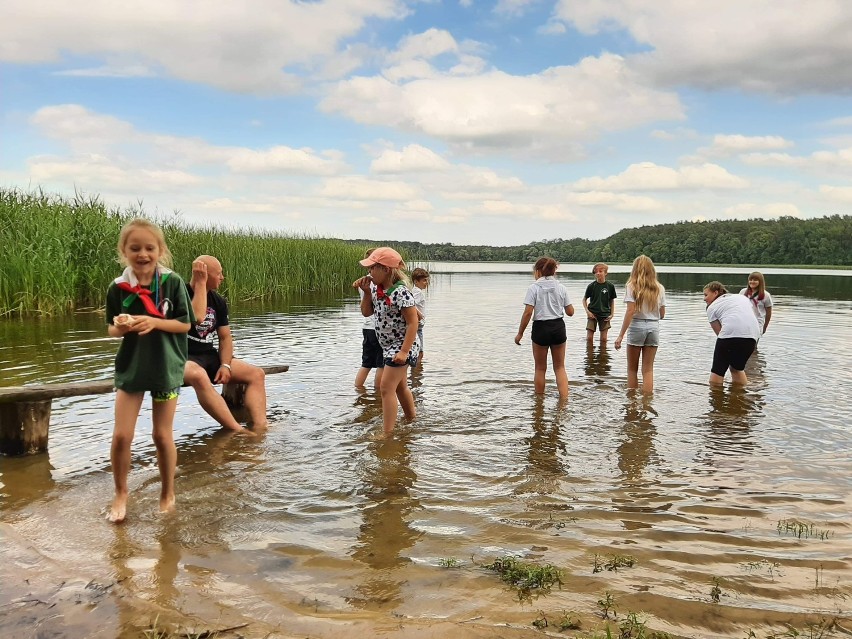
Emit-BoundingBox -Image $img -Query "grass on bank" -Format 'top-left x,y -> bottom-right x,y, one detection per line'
1,188 -> 376,316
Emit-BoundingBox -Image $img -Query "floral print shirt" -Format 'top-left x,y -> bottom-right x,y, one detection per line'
371,281 -> 421,361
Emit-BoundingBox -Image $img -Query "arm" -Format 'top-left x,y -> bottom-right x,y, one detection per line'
762,306 -> 772,333
614,302 -> 635,350
565,304 -> 575,317
108,324 -> 131,338
583,297 -> 594,319
391,306 -> 419,364
515,305 -> 534,345
710,319 -> 722,335
659,303 -> 665,320
213,326 -> 234,384
190,260 -> 208,322
608,299 -> 615,321
130,317 -> 191,336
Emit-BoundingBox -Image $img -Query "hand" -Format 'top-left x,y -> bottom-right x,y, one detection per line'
586,311 -> 595,319
191,259 -> 207,284
614,337 -> 622,350
131,316 -> 159,336
514,333 -> 523,345
214,365 -> 232,384
356,276 -> 372,292
392,350 -> 409,365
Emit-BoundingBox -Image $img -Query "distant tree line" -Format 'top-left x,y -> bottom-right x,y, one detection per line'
350,215 -> 851,266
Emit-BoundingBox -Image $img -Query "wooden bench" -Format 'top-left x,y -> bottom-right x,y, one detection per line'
0,365 -> 289,456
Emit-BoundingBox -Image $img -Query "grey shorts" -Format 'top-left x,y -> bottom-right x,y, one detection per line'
626,319 -> 660,347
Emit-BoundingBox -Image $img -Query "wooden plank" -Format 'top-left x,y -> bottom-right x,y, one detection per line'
0,365 -> 289,403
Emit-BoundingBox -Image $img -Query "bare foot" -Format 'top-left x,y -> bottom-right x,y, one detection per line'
107,493 -> 128,523
159,494 -> 176,514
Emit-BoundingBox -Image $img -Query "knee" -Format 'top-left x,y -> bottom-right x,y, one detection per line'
250,366 -> 266,385
184,366 -> 207,388
152,429 -> 173,449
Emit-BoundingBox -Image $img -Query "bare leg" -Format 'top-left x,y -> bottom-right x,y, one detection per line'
152,397 -> 178,513
586,329 -> 594,344
599,328 -> 609,344
109,390 -> 144,523
550,342 -> 569,399
729,368 -> 748,385
709,372 -> 726,385
355,366 -> 371,388
395,370 -> 416,419
640,345 -> 658,393
374,366 -> 384,390
230,360 -> 267,428
532,343 -> 549,395
379,365 -> 408,435
184,361 -> 244,431
625,345 -> 641,389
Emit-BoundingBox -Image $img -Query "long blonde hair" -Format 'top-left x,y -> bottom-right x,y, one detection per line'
116,218 -> 173,268
626,255 -> 662,312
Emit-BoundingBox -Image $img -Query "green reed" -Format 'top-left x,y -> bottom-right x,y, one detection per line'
1,188 -> 377,315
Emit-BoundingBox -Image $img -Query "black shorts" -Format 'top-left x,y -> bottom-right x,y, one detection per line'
189,349 -> 221,383
361,329 -> 384,369
711,337 -> 756,376
531,318 -> 566,347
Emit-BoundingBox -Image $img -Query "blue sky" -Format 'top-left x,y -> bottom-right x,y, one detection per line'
2,0 -> 851,245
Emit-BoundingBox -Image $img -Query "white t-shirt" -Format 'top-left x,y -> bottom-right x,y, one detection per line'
523,276 -> 572,321
358,288 -> 375,330
623,284 -> 666,320
412,285 -> 426,326
738,288 -> 773,329
707,294 -> 761,340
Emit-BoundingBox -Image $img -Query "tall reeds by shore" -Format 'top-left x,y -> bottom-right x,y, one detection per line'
1,188 -> 374,316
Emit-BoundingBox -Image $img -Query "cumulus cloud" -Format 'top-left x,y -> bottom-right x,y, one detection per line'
820,185 -> 852,203
742,147 -> 852,171
371,144 -> 451,173
321,53 -> 683,156
705,134 -> 794,155
318,176 -> 420,200
573,162 -> 749,191
0,0 -> 405,94
723,202 -> 802,217
553,0 -> 852,93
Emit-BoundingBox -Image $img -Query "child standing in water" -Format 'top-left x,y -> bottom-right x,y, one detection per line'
411,267 -> 429,364
356,247 -> 420,436
583,263 -> 617,344
739,271 -> 773,337
614,255 -> 666,392
514,257 -> 575,399
354,248 -> 384,389
105,219 -> 194,523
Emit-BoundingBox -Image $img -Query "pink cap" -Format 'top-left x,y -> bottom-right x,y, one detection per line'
359,247 -> 405,269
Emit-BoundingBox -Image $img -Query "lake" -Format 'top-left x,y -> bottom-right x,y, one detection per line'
1,263 -> 851,638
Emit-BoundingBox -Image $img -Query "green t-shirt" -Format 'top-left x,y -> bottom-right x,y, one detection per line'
584,281 -> 617,318
106,271 -> 194,392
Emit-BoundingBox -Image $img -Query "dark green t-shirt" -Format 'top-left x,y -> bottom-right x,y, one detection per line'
584,281 -> 617,318
106,271 -> 194,392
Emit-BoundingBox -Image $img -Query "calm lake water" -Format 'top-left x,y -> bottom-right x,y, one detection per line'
1,263 -> 851,638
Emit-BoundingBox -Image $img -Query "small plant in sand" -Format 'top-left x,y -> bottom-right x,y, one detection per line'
777,519 -> 833,540
484,555 -> 562,601
438,557 -> 460,568
597,591 -> 617,619
710,577 -> 723,603
593,553 -> 637,573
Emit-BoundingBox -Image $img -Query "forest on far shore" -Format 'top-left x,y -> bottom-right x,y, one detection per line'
350,215 -> 851,266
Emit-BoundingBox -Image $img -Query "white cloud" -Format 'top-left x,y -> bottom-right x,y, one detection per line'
371,144 -> 450,173
227,147 -> 345,175
819,185 -> 852,203
742,147 -> 852,171
723,202 -> 802,218
29,155 -> 201,192
706,134 -> 794,155
388,28 -> 458,63
54,64 -> 155,78
495,0 -> 538,16
0,0 -> 406,94
573,162 -> 749,191
569,191 -> 668,212
321,53 -> 683,156
318,176 -> 420,200
553,0 -> 852,94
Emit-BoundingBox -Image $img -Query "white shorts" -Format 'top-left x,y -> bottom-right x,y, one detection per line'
626,318 -> 660,347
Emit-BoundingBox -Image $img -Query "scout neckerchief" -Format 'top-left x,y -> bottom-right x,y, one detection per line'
114,266 -> 172,318
743,287 -> 764,306
376,281 -> 404,306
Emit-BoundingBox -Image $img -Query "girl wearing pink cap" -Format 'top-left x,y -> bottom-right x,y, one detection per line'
356,247 -> 420,436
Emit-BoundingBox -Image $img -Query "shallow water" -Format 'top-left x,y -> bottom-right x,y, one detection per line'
1,265 -> 851,638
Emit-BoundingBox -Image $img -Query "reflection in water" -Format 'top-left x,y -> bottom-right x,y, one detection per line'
153,524 -> 182,608
517,396 -> 567,495
584,343 -> 611,380
702,385 -> 764,461
618,392 -> 658,483
349,434 -> 421,610
0,453 -> 57,510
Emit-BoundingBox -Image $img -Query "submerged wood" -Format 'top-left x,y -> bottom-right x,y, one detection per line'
0,365 -> 289,456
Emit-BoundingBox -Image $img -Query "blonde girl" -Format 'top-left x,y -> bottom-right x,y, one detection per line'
515,257 -> 575,399
739,271 -> 773,336
614,255 -> 666,392
105,219 -> 194,522
356,247 -> 420,436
